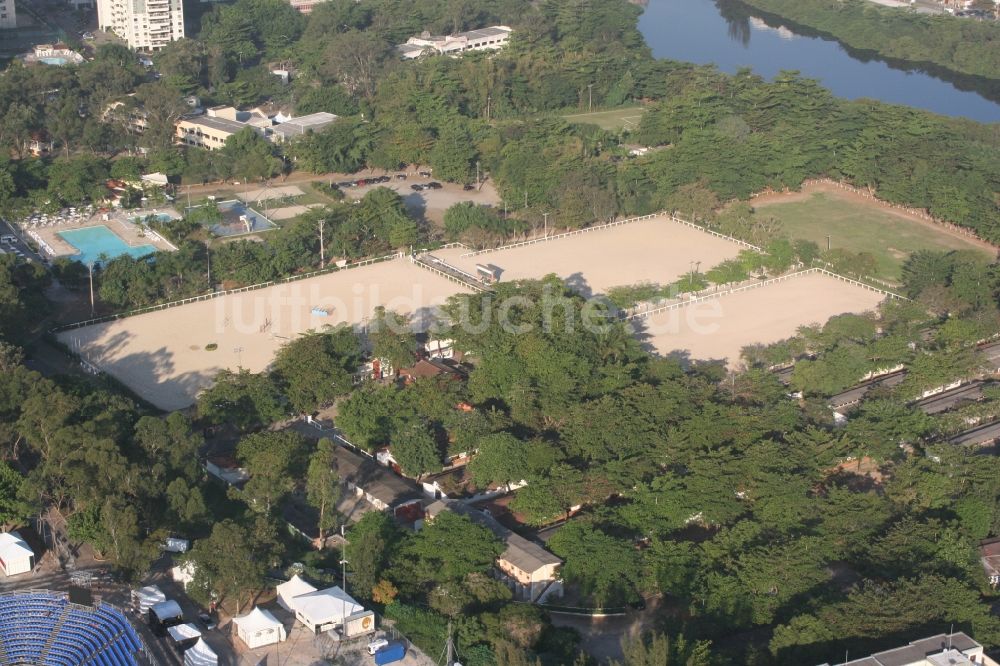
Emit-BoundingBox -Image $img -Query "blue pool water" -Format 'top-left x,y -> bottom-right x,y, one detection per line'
38,57 -> 69,65
58,225 -> 157,265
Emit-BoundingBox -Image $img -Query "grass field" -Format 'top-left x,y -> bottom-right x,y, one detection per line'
562,107 -> 647,131
753,191 -> 993,281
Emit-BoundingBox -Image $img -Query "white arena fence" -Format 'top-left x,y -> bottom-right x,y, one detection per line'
459,212 -> 763,259
52,251 -> 405,333
626,267 -> 905,322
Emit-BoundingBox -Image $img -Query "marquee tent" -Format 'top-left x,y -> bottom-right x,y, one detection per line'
0,532 -> 33,576
276,574 -> 316,611
183,638 -> 218,666
291,586 -> 364,634
233,607 -> 286,648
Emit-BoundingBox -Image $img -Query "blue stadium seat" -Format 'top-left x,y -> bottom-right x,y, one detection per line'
0,591 -> 146,666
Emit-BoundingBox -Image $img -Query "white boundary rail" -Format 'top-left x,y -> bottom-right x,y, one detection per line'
459,212 -> 763,259
52,251 -> 405,332
626,268 -> 905,321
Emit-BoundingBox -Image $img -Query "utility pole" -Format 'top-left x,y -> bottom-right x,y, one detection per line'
524,190 -> 528,209
87,263 -> 95,317
588,83 -> 593,112
206,244 -> 212,290
445,620 -> 454,666
543,212 -> 548,238
340,525 -> 348,591
826,234 -> 831,251
486,94 -> 491,121
475,161 -> 480,187
319,216 -> 325,268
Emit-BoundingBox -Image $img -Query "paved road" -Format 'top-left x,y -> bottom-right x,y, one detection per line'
914,381 -> 990,415
951,420 -> 1000,447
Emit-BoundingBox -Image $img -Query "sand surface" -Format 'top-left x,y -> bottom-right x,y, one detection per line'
59,259 -> 467,410
639,272 -> 886,367
433,217 -> 744,294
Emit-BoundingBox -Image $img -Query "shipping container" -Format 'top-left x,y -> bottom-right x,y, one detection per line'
374,641 -> 406,665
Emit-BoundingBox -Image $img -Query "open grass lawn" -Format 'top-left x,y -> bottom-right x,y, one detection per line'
754,191 -> 993,281
562,106 -> 647,131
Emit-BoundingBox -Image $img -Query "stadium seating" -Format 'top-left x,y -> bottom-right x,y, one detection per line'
0,591 -> 145,665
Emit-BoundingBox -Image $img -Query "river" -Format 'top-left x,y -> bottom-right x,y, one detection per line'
637,0 -> 1000,123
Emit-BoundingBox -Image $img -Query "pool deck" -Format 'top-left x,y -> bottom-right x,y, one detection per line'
34,211 -> 177,260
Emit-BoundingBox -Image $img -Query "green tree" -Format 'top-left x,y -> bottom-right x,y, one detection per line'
185,519 -> 265,612
196,368 -> 284,431
369,307 -> 417,372
273,327 -> 361,413
236,430 -> 309,513
306,438 -> 341,546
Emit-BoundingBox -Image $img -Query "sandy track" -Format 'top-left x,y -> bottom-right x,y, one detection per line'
58,259 -> 468,410
638,272 -> 886,367
434,216 -> 744,294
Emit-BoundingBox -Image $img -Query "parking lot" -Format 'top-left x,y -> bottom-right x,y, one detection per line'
334,171 -> 500,224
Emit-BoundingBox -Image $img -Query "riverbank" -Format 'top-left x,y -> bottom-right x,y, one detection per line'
732,0 -> 1000,83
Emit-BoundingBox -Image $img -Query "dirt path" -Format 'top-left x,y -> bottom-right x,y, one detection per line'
751,181 -> 999,255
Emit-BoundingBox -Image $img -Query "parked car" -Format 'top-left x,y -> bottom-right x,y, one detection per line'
418,170 -> 431,177
376,175 -> 391,183
462,184 -> 474,191
410,184 -> 425,191
355,178 -> 368,186
427,181 -> 443,189
337,181 -> 353,188
395,173 -> 407,180
197,612 -> 217,631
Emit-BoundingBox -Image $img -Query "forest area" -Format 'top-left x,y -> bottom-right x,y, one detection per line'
1,0 -> 1000,663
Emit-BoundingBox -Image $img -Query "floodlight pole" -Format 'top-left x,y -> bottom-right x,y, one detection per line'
87,263 -> 95,316
543,212 -> 548,238
319,216 -> 325,268
588,83 -> 593,112
826,235 -> 831,251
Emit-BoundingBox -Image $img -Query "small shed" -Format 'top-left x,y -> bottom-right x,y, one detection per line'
183,638 -> 218,666
132,585 -> 167,614
0,532 -> 34,576
234,607 -> 287,648
276,574 -> 316,612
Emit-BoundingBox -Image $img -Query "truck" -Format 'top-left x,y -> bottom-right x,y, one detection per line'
374,641 -> 406,665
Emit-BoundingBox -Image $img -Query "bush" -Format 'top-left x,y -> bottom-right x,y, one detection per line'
205,343 -> 218,351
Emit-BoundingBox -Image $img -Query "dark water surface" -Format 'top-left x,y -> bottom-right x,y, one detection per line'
638,0 -> 1000,123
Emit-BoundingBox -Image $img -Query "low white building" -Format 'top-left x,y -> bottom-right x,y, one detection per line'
0,532 -> 33,576
398,25 -> 512,59
233,607 -> 287,649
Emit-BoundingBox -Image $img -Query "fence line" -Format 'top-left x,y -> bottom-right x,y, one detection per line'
51,251 -> 404,333
626,267 -> 905,321
459,210 -> 763,259
753,177 -> 999,250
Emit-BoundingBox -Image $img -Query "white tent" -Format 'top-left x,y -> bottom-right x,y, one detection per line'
151,599 -> 183,623
183,638 -> 217,666
291,586 -> 365,634
233,607 -> 287,649
0,532 -> 33,576
276,574 -> 316,612
132,585 -> 166,614
167,623 -> 202,645
171,561 -> 196,590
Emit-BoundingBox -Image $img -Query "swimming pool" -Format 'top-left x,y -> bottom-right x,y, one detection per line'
57,225 -> 157,265
38,57 -> 69,65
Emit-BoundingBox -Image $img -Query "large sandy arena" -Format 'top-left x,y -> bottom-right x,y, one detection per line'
58,259 -> 468,410
637,272 -> 886,367
433,216 -> 744,295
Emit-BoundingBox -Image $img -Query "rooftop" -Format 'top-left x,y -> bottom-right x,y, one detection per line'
271,112 -> 339,139
334,445 -> 423,508
180,114 -> 250,135
425,499 -> 561,574
833,633 -> 985,666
